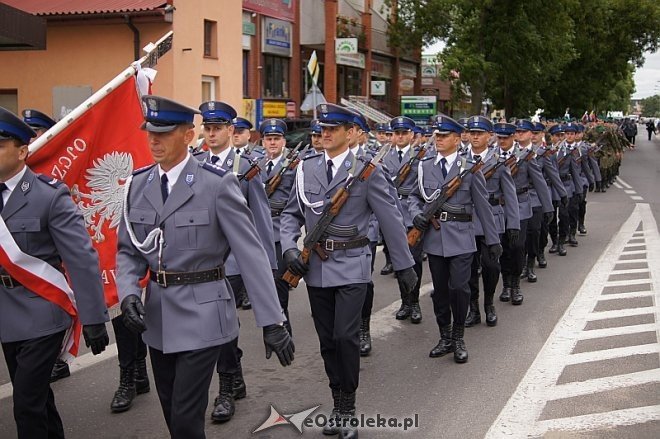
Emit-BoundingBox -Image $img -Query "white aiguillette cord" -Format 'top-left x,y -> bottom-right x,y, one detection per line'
122,175 -> 163,255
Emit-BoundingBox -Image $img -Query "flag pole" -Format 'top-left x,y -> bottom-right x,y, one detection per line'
29,31 -> 173,154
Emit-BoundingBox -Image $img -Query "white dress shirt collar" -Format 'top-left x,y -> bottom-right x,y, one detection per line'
158,154 -> 191,192
1,165 -> 27,205
435,150 -> 458,169
324,148 -> 351,179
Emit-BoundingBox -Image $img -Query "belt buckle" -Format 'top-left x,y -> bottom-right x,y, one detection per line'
325,239 -> 335,252
156,271 -> 167,288
439,211 -> 448,222
1,275 -> 14,288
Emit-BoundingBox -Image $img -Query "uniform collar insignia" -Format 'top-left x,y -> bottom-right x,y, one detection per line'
185,173 -> 194,185
147,171 -> 155,182
20,181 -> 29,192
344,160 -> 351,168
226,158 -> 233,166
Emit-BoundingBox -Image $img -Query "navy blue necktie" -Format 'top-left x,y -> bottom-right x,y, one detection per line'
440,158 -> 448,178
0,183 -> 7,213
326,160 -> 333,184
398,150 -> 403,163
210,155 -> 219,164
160,174 -> 169,203
267,161 -> 274,176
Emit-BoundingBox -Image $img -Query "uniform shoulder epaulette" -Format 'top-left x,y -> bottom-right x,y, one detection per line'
192,149 -> 207,158
420,156 -> 434,162
302,152 -> 322,161
200,161 -> 228,177
37,174 -> 64,188
132,163 -> 157,176
239,154 -> 253,162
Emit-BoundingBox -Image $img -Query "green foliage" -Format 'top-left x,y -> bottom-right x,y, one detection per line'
640,95 -> 660,116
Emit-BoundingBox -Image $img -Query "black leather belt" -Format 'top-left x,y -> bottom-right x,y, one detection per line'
271,208 -> 284,217
560,174 -> 571,181
433,211 -> 472,222
317,236 -> 369,252
516,186 -> 529,195
489,197 -> 503,206
0,275 -> 21,289
150,266 -> 225,288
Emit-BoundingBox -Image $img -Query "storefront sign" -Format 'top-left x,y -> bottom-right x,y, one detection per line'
399,78 -> 415,92
400,96 -> 436,125
335,38 -> 358,55
262,17 -> 292,57
371,57 -> 393,79
371,80 -> 386,96
262,100 -> 288,117
421,65 -> 436,77
243,0 -> 295,22
399,62 -> 417,78
336,52 -> 366,69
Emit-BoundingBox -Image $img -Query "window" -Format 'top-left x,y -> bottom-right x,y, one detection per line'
263,55 -> 289,98
204,20 -> 217,58
338,66 -> 363,99
243,51 -> 249,97
0,90 -> 18,115
202,76 -> 217,102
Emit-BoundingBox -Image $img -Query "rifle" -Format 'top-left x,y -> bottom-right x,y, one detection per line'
239,153 -> 271,182
508,148 -> 533,176
483,154 -> 516,180
407,157 -> 484,247
265,142 -> 305,197
393,140 -> 431,188
282,144 -> 391,288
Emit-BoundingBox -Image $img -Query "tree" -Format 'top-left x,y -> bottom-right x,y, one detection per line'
641,95 -> 660,116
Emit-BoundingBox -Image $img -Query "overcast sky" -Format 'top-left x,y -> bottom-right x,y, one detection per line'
423,41 -> 659,100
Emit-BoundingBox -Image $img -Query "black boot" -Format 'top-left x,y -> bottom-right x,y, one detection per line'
484,304 -> 497,326
410,302 -> 422,324
211,373 -> 236,422
568,231 -> 579,246
233,363 -> 247,400
134,358 -> 150,395
240,296 -> 252,310
549,237 -> 558,253
359,318 -> 372,357
395,297 -> 411,320
558,238 -> 567,256
429,325 -> 454,357
380,262 -> 393,275
537,252 -> 547,268
50,359 -> 70,383
578,224 -> 587,235
339,392 -> 358,439
452,324 -> 468,364
323,388 -> 341,436
520,264 -> 529,279
464,299 -> 481,327
499,274 -> 511,302
594,182 -> 601,192
526,258 -> 537,283
110,366 -> 136,413
511,276 -> 523,305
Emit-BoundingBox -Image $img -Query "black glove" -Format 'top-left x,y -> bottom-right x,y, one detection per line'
396,267 -> 418,296
588,183 -> 594,192
284,249 -> 309,277
507,229 -> 519,247
544,212 -> 553,224
412,214 -> 430,231
489,243 -> 503,260
560,196 -> 568,208
263,324 -> 295,366
121,294 -> 146,334
82,323 -> 109,355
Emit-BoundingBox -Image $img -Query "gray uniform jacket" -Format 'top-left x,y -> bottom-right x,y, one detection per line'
532,145 -> 567,203
262,156 -> 296,243
462,148 -> 520,235
381,145 -> 422,227
581,142 -> 602,182
353,145 -> 380,243
0,167 -> 108,343
509,147 -> 554,218
570,143 -> 594,188
280,152 -> 414,288
556,146 -> 582,198
116,156 -> 285,353
194,150 -> 277,273
408,157 -> 500,257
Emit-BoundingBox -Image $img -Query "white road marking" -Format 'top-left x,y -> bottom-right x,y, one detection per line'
607,268 -> 650,275
616,178 -> 633,189
619,250 -> 647,256
594,290 -> 653,301
624,189 -> 637,194
602,278 -> 651,287
613,182 -> 623,189
485,203 -> 660,438
631,195 -> 644,201
612,258 -> 647,264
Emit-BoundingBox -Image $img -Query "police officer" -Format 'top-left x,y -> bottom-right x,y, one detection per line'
280,103 -> 417,438
194,101 -> 278,423
382,116 -> 425,323
564,122 -> 593,245
458,117 -> 471,153
310,119 -> 324,153
117,96 -> 293,439
0,106 -> 110,438
231,116 -> 256,158
462,116 -> 519,326
374,122 -> 392,146
497,121 -> 553,302
22,109 -> 55,142
576,124 -> 601,234
409,114 -> 500,363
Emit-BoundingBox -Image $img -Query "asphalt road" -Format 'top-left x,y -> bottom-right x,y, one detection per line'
1,134 -> 658,438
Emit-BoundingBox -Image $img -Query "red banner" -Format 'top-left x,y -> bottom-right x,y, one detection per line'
27,77 -> 152,309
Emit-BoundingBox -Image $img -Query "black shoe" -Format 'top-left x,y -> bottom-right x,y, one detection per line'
537,253 -> 547,268
212,373 -> 236,422
549,243 -> 558,254
380,262 -> 393,275
110,366 -> 136,413
410,303 -> 422,324
323,389 -> 341,435
240,296 -> 252,310
526,259 -> 537,283
499,275 -> 511,302
429,326 -> 454,357
50,359 -> 70,383
134,358 -> 150,395
359,318 -> 372,357
511,277 -> 523,305
578,224 -> 587,235
485,304 -> 497,326
452,324 -> 468,363
233,368 -> 247,400
520,265 -> 529,279
395,303 -> 411,320
339,392 -> 358,439
568,233 -> 579,247
558,240 -> 567,256
464,300 -> 481,327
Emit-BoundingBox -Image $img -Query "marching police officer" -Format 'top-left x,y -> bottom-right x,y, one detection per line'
0,106 -> 109,438
564,122 -> 594,245
576,124 -> 601,234
409,114 -> 500,363
117,96 -> 294,439
280,103 -> 417,439
231,116 -> 256,159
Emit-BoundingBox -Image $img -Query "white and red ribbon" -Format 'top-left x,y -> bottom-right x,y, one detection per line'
0,216 -> 80,362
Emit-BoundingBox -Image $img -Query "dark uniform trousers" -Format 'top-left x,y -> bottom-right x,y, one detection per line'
568,194 -> 580,232
429,253 -> 474,327
215,275 -> 244,375
112,315 -> 147,369
549,200 -> 570,241
501,219 -> 528,277
307,284 -> 367,393
526,207 -> 543,261
274,241 -> 292,335
578,188 -> 588,226
150,345 -> 221,439
469,235 -> 501,306
407,234 -> 424,303
361,242 -> 377,319
2,331 -> 66,439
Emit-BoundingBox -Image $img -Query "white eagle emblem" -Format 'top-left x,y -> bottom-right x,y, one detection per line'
71,152 -> 134,243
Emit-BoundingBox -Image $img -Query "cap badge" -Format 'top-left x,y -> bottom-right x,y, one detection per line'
147,98 -> 158,111
208,102 -> 216,110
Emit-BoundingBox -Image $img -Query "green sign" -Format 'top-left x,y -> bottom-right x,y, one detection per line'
243,22 -> 256,36
400,96 -> 436,125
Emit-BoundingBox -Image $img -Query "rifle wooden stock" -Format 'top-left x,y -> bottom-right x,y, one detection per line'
394,148 -> 426,188
265,174 -> 281,196
281,247 -> 311,288
241,164 -> 261,181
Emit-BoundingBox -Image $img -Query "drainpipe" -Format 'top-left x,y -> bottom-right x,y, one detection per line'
125,15 -> 140,61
